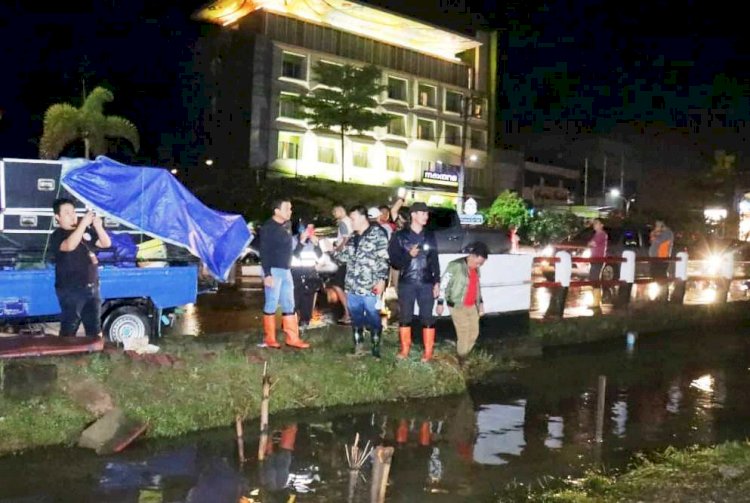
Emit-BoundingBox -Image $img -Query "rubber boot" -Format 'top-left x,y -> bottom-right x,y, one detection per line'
282,313 -> 310,349
421,326 -> 435,362
263,314 -> 281,348
419,421 -> 431,446
396,419 -> 409,445
370,329 -> 382,359
396,325 -> 411,359
351,327 -> 364,356
279,424 -> 298,451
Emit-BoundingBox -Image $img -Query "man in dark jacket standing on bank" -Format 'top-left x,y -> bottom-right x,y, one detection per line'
388,202 -> 440,362
260,199 -> 310,349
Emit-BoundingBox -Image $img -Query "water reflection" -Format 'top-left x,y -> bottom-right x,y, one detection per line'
4,330 -> 750,501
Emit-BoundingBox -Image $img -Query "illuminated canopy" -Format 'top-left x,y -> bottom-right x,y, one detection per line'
194,0 -> 481,61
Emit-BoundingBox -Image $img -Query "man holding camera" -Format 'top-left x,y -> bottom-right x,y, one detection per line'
51,198 -> 111,338
388,202 -> 440,362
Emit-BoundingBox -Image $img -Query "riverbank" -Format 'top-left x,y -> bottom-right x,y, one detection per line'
530,301 -> 750,347
0,325 -> 510,455
533,441 -> 750,502
2,301 -> 750,455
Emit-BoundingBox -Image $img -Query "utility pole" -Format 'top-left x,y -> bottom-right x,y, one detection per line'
602,154 -> 608,197
457,69 -> 475,214
584,157 -> 589,206
619,151 -> 625,192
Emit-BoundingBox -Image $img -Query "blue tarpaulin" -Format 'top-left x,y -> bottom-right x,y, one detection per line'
60,156 -> 250,280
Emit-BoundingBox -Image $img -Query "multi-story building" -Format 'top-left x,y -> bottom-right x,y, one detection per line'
193,0 -> 496,206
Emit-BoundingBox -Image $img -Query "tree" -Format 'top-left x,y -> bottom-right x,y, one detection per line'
40,86 -> 139,160
526,210 -> 582,245
484,190 -> 529,229
287,63 -> 391,183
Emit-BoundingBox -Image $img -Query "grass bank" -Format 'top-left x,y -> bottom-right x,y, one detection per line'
531,441 -> 750,502
530,301 -> 750,347
0,325 -> 509,455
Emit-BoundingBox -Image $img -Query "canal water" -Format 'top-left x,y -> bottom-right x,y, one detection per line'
2,327 -> 750,502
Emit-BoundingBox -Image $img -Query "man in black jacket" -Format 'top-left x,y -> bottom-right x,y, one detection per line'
259,199 -> 310,349
387,202 -> 440,362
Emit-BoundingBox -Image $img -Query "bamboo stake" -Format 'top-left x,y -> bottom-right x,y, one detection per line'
595,375 -> 606,443
370,446 -> 394,503
235,415 -> 245,465
258,362 -> 271,461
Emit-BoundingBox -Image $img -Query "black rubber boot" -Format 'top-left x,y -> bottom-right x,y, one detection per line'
370,329 -> 382,359
352,327 -> 364,355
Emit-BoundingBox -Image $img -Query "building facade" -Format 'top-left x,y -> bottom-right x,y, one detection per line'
193,0 -> 495,207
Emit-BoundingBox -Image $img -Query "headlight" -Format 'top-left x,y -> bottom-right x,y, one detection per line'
581,249 -> 592,259
705,253 -> 724,275
542,245 -> 554,257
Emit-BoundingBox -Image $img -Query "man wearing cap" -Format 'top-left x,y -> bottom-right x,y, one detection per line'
436,242 -> 488,362
368,206 -> 393,239
388,202 -> 441,362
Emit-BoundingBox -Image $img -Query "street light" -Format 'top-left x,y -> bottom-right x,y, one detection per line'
608,188 -> 634,215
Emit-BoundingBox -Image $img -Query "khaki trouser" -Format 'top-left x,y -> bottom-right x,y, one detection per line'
451,305 -> 480,357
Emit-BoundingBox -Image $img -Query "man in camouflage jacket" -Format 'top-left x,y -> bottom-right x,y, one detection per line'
334,205 -> 390,357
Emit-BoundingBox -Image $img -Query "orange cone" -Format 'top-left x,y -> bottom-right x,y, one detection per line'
396,325 -> 411,359
282,314 -> 310,349
263,314 -> 281,348
421,327 -> 435,362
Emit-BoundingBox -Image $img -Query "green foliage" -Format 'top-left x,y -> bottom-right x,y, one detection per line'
287,63 -> 391,182
526,210 -> 583,245
39,86 -> 139,159
485,190 -> 529,229
289,63 -> 391,134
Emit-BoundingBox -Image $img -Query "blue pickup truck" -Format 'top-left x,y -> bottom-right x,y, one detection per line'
0,156 -> 251,357
0,265 -> 198,342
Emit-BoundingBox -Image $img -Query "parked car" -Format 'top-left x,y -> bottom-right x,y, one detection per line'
426,207 -> 510,254
540,225 -> 652,281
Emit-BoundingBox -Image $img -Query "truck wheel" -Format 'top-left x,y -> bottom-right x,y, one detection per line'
103,306 -> 149,344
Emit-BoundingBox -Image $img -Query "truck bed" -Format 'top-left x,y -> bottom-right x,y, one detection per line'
0,265 -> 198,320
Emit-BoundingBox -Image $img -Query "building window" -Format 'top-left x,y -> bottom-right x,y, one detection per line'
417,83 -> 436,108
445,90 -> 463,113
417,119 -> 436,141
278,93 -> 304,119
444,124 -> 461,146
386,149 -> 404,172
470,129 -> 487,150
317,142 -> 338,164
387,76 -> 408,102
281,52 -> 306,80
277,133 -> 301,159
314,60 -> 342,84
352,145 -> 370,168
387,115 -> 406,136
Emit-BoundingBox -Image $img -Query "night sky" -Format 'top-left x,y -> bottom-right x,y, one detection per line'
1,0 -> 749,163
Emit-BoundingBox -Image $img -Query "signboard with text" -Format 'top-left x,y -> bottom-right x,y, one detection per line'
458,214 -> 484,225
422,164 -> 459,187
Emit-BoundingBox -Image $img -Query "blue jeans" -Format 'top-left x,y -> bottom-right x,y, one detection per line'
264,268 -> 295,315
56,285 -> 102,336
347,293 -> 382,331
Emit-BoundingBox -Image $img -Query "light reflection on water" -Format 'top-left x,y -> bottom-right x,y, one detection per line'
3,330 -> 750,501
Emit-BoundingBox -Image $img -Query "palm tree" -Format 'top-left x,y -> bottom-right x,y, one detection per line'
39,86 -> 140,159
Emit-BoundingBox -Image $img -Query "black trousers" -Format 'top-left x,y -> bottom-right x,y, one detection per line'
292,268 -> 319,324
397,281 -> 435,326
55,284 -> 101,336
